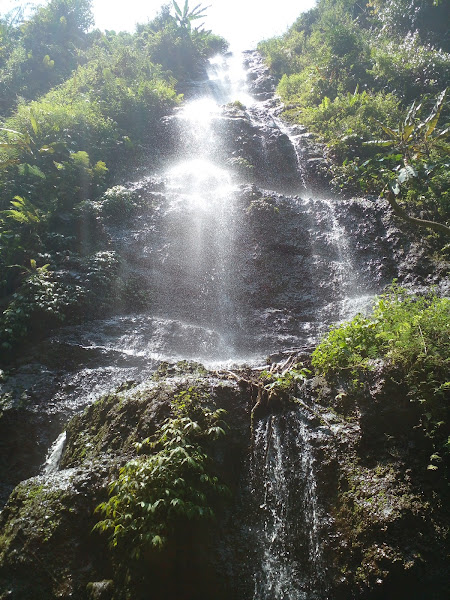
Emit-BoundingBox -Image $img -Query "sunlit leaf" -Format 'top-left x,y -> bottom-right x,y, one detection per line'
389,181 -> 401,195
421,88 -> 447,139
373,118 -> 397,139
363,140 -> 395,147
398,165 -> 417,183
402,124 -> 414,142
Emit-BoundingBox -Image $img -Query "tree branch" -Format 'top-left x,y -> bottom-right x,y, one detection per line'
385,191 -> 450,237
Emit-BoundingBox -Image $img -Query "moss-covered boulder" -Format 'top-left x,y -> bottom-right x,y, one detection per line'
0,367 -> 249,600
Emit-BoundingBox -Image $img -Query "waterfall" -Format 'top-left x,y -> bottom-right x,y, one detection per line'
250,411 -> 329,600
1,52 -> 409,598
3,48 -> 391,500
42,431 -> 66,475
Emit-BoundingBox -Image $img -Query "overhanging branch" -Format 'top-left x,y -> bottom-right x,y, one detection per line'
385,191 -> 450,237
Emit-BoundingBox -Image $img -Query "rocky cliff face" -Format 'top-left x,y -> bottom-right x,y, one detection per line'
0,51 -> 448,600
0,361 -> 448,599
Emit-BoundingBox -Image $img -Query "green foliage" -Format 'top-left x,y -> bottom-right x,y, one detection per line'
369,32 -> 450,102
260,1 -> 372,105
312,285 -> 450,470
172,1 -> 208,32
94,387 -> 228,558
260,364 -> 311,394
136,9 -> 227,82
0,266 -> 83,354
0,248 -> 122,357
360,88 -> 450,229
89,185 -> 142,223
0,0 -> 94,115
312,285 -> 449,373
288,89 -> 402,162
0,4 -> 230,358
0,195 -> 47,294
259,0 -> 450,224
369,0 -> 450,50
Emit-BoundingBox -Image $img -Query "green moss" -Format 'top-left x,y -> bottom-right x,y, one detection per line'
227,100 -> 246,110
245,195 -> 279,216
0,480 -> 71,559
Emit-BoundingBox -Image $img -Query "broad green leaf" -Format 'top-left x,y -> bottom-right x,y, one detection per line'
38,145 -> 55,154
402,124 -> 414,142
405,100 -> 421,125
173,1 -> 182,16
152,535 -> 164,547
433,127 -> 449,141
422,88 -> 447,138
373,118 -> 397,140
0,127 -> 23,136
29,113 -> 38,136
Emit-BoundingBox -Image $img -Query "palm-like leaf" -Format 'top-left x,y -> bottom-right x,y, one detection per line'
173,1 -> 182,17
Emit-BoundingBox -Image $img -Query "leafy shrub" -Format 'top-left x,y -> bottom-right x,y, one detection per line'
94,387 -> 228,558
369,0 -> 450,50
312,285 -> 449,373
261,0 -> 371,105
0,0 -> 94,115
97,186 -> 141,221
136,7 -> 228,84
369,32 -> 450,102
76,186 -> 142,224
81,250 -> 123,313
312,285 -> 450,471
288,90 -> 402,162
259,0 -> 449,214
260,364 -> 311,394
0,266 -> 83,355
258,30 -> 307,78
0,248 -> 126,361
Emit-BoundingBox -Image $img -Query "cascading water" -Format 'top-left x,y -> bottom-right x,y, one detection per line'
248,409 -> 330,600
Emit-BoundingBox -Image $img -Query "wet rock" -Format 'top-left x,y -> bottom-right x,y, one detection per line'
242,51 -> 277,99
312,366 -> 449,600
86,580 -> 113,600
0,360 -> 449,599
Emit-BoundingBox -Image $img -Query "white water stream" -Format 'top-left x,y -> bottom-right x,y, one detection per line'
251,413 -> 329,600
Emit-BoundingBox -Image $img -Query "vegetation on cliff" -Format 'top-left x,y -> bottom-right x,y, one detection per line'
259,0 -> 450,238
0,3 -> 449,597
94,386 -> 229,557
312,285 -> 450,478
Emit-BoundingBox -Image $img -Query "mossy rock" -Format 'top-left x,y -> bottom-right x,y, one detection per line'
0,467 -> 109,600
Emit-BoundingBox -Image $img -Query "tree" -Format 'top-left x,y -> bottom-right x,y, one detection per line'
0,0 -> 94,114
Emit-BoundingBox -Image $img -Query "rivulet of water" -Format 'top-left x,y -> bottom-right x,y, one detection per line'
250,411 -> 329,600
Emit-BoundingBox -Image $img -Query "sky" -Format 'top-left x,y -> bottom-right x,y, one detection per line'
90,1 -> 316,48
